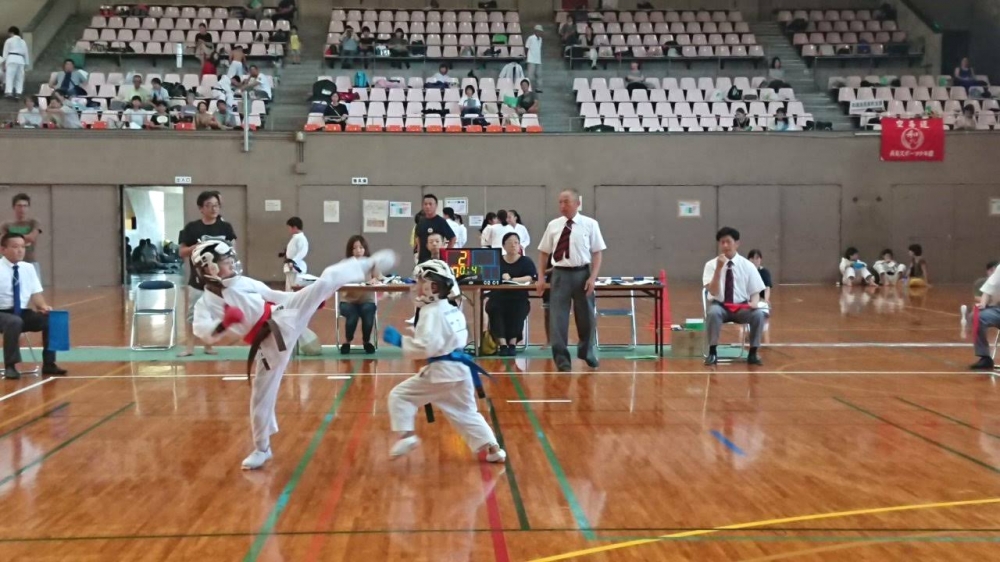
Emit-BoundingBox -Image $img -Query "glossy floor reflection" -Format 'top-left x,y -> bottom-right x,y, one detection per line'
0,284 -> 998,561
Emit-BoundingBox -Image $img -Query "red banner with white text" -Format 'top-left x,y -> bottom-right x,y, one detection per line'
880,118 -> 944,162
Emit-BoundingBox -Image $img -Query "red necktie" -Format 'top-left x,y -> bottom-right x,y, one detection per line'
724,261 -> 734,304
554,218 -> 573,262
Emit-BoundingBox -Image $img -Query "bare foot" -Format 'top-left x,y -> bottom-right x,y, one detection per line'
177,350 -> 194,358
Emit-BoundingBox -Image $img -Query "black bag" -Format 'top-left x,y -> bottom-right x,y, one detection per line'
310,79 -> 337,102
787,19 -> 808,32
163,82 -> 187,98
727,85 -> 743,101
410,40 -> 426,56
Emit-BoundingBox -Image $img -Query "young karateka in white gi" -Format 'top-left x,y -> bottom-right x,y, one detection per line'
382,259 -> 506,462
190,240 -> 396,469
3,27 -> 28,99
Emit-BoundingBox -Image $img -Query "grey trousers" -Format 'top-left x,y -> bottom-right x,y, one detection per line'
549,267 -> 596,370
706,302 -> 766,348
974,306 -> 1000,357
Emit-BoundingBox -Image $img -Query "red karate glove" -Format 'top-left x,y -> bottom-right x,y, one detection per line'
222,305 -> 245,328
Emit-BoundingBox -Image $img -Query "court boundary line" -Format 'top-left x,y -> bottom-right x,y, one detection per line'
0,402 -> 69,441
487,397 -> 531,531
0,378 -> 55,403
896,398 -> 1000,440
709,430 -> 746,456
0,363 -> 132,432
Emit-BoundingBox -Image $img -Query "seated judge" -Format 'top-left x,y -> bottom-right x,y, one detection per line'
703,227 -> 767,366
486,232 -> 538,356
0,233 -> 66,379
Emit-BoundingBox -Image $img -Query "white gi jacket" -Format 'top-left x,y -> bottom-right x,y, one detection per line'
401,298 -> 469,383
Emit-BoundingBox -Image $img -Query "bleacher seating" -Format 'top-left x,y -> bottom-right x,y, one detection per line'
777,9 -> 911,61
555,10 -> 764,61
305,74 -> 541,133
829,74 -> 1000,130
324,8 -> 524,63
35,71 -> 265,130
574,75 -> 810,132
74,5 -> 286,60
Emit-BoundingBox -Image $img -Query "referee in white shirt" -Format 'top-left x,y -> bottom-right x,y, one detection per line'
0,233 -> 66,379
536,189 -> 606,372
703,227 -> 767,366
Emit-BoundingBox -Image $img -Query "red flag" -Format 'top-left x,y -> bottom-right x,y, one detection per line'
880,117 -> 944,162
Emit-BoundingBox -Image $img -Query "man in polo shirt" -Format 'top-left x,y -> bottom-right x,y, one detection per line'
0,193 -> 42,277
971,263 -> 1000,370
536,189 -> 606,372
415,194 -> 455,263
703,226 -> 767,366
0,233 -> 66,379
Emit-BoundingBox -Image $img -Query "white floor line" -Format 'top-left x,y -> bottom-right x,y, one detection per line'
766,342 -> 968,348
0,377 -> 54,403
221,376 -> 245,381
326,375 -> 353,380
507,399 -> 572,403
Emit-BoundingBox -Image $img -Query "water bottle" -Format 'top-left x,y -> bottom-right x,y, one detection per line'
961,304 -> 968,324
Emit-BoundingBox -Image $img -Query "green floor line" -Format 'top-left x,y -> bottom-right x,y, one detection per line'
836,397 -> 1000,475
506,364 -> 595,540
487,397 -> 531,531
242,368 -> 357,562
0,402 -> 69,440
897,398 -> 1000,440
0,402 -> 133,489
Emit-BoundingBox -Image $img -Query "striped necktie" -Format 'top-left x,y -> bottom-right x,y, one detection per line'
12,264 -> 21,316
554,219 -> 573,262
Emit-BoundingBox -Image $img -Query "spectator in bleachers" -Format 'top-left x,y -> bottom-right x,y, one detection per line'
768,57 -> 790,90
525,25 -> 544,94
148,101 -> 171,129
955,104 -> 977,130
954,58 -> 983,91
358,27 -> 376,68
244,0 -> 263,20
195,24 -> 214,64
195,101 -> 221,129
428,64 -> 452,87
123,96 -> 149,129
770,107 -> 796,131
242,65 -> 272,101
559,19 -> 577,46
202,51 -> 220,77
149,78 -> 171,105
388,29 -> 409,68
45,94 -> 82,129
49,59 -> 88,97
459,85 -> 485,126
515,79 -> 539,116
17,97 -> 42,128
323,92 -> 349,125
289,26 -> 301,65
567,28 -> 598,70
340,28 -> 360,69
227,47 -> 246,79
733,108 -> 752,131
273,0 -> 297,23
117,74 -> 151,109
625,62 -> 647,92
177,91 -> 198,123
3,27 -> 29,100
215,100 -> 239,129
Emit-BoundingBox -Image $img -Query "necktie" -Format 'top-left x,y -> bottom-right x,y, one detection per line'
554,219 -> 573,262
724,261 -> 734,304
12,264 -> 21,316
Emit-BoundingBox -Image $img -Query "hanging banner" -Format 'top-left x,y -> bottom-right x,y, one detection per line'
880,118 -> 944,162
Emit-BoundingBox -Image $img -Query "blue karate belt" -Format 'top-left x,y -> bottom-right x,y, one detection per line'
422,350 -> 492,423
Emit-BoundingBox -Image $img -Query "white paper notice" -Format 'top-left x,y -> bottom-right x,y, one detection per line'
469,215 -> 484,227
323,200 -> 340,223
443,197 -> 469,215
264,199 -> 281,212
363,200 -> 389,233
389,201 -> 412,218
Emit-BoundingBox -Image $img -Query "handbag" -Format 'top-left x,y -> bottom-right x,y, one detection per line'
479,331 -> 498,356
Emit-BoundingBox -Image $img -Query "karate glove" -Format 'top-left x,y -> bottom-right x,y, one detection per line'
383,326 -> 403,347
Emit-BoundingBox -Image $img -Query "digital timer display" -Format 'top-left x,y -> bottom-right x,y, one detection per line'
442,248 -> 502,284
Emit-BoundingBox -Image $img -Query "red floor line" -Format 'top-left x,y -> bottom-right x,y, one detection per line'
479,456 -> 512,562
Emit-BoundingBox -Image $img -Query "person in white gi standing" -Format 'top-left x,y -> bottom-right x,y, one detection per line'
192,240 -> 396,470
3,27 -> 29,99
524,25 -> 544,93
281,216 -> 308,291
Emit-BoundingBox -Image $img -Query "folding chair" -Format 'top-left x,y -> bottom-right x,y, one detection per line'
701,288 -> 748,362
0,334 -> 41,376
596,290 -> 637,350
333,291 -> 379,351
130,280 -> 177,350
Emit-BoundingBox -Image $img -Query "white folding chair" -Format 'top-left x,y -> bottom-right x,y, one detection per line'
130,280 -> 177,350
701,288 -> 748,361
595,290 -> 637,350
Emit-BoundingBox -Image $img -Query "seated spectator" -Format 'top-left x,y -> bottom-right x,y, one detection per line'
873,249 -> 906,285
768,57 -> 790,90
748,249 -> 772,305
195,101 -> 220,129
340,28 -> 360,69
177,91 -> 198,123
908,244 -> 929,287
625,62 -> 647,92
567,27 -> 598,70
953,57 -> 987,91
214,99 -> 239,129
515,79 -> 539,115
273,0 -> 296,23
839,247 -> 875,286
732,108 -> 752,131
244,0 -> 263,19
427,64 -> 451,87
339,235 -> 379,354
194,23 -> 213,63
45,94 -> 82,129
323,92 -> 349,124
0,233 -> 66,379
49,59 -> 87,97
559,19 -> 577,46
122,96 -> 149,129
975,261 -> 998,298
149,78 -> 170,105
486,232 -> 538,356
388,29 -> 410,68
147,101 -> 171,129
17,97 -> 42,128
242,65 -> 272,101
358,26 -> 376,67
459,85 -> 486,126
770,107 -> 796,131
202,50 -> 220,77
954,104 -> 977,130
116,73 -> 151,109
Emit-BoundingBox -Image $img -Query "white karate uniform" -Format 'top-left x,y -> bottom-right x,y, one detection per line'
388,298 -> 498,452
194,256 -> 369,452
873,259 -> 906,284
3,35 -> 29,96
283,231 -> 309,290
839,258 -> 871,285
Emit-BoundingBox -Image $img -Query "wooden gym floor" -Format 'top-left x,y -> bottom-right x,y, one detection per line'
1,283 -> 1000,561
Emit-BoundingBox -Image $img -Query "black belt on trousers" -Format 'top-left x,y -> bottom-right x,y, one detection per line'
554,265 -> 589,272
245,319 -> 287,382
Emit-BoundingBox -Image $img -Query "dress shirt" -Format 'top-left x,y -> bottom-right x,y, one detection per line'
537,213 -> 606,268
980,268 -> 1000,298
702,253 -> 765,303
0,257 -> 42,310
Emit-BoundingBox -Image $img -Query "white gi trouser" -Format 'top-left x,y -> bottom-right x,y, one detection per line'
389,376 -> 497,452
250,258 -> 367,451
5,57 -> 24,95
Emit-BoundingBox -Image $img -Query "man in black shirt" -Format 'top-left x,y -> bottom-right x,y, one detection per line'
178,191 -> 237,357
415,194 -> 455,263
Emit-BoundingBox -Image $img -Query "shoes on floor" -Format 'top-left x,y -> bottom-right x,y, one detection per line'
704,353 -> 718,366
390,436 -> 420,458
3,365 -> 20,380
970,356 -> 995,370
241,448 -> 273,470
340,343 -> 351,354
364,342 -> 376,354
43,363 -> 68,376
485,448 -> 507,463
747,354 -> 763,366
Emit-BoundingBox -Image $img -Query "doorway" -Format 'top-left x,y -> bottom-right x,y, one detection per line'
121,185 -> 187,286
